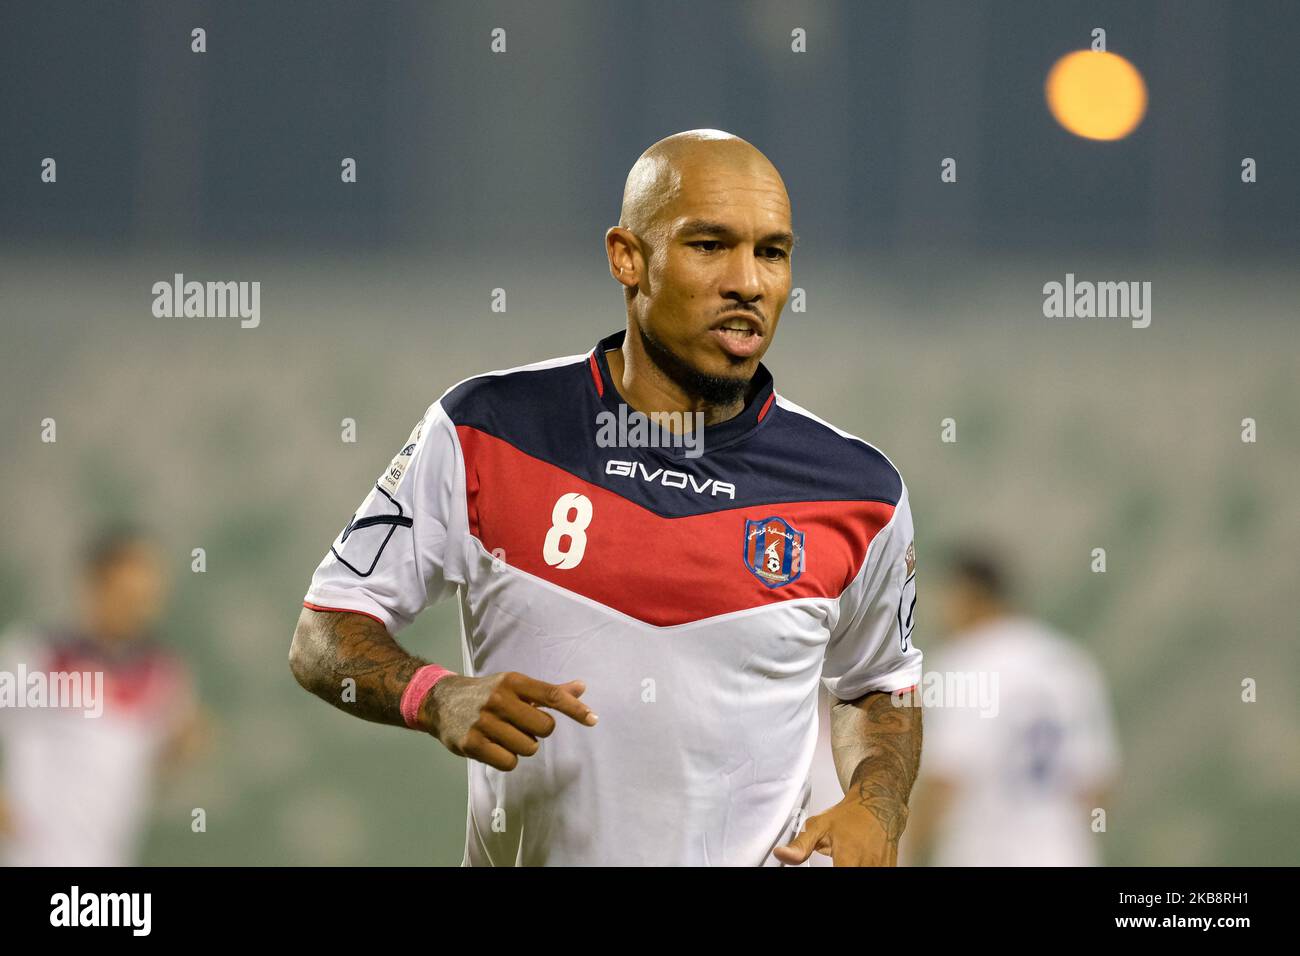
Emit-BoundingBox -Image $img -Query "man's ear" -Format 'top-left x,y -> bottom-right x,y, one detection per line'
605,226 -> 643,290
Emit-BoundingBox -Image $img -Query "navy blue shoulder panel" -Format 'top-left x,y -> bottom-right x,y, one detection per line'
440,357 -> 598,467
747,401 -> 903,507
438,355 -> 902,516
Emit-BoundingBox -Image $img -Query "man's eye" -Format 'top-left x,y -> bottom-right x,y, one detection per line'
763,248 -> 789,260
690,241 -> 721,252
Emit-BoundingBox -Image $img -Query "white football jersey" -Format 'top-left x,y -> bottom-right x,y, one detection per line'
304,330 -> 923,865
918,615 -> 1120,866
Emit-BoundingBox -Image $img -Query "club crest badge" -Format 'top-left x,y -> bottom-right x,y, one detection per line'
743,516 -> 805,588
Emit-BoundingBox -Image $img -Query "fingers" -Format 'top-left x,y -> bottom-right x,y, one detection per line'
491,692 -> 557,739
509,674 -> 599,727
462,729 -> 519,772
478,713 -> 539,759
771,814 -> 831,865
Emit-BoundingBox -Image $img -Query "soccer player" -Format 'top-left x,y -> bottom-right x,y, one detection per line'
0,527 -> 205,866
904,546 -> 1121,866
290,129 -> 924,866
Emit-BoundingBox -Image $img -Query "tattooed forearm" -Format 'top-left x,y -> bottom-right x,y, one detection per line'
289,607 -> 429,728
830,690 -> 924,844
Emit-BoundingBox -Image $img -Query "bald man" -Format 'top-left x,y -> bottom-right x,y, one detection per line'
291,129 -> 923,866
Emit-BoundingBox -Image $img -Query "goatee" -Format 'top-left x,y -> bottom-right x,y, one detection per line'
637,324 -> 751,407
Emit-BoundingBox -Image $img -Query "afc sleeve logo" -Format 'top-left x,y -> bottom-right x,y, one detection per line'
898,540 -> 917,651
377,417 -> 426,496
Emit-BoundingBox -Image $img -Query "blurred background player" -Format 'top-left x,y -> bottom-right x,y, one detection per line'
899,545 -> 1121,866
0,526 -> 206,866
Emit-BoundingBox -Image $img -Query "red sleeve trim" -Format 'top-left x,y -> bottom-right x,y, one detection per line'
302,601 -> 387,628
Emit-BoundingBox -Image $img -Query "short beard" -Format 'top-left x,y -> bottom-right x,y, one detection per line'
637,324 -> 751,408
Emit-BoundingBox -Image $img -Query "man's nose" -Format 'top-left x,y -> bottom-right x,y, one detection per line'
720,247 -> 763,303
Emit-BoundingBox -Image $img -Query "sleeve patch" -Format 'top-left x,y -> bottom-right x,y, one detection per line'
377,416 -> 426,495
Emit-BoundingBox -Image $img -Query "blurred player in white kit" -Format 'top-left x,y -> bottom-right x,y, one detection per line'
901,546 -> 1120,866
0,528 -> 205,866
810,545 -> 1121,866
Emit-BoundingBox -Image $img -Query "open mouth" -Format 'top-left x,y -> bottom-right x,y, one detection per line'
710,315 -> 764,356
713,313 -> 762,335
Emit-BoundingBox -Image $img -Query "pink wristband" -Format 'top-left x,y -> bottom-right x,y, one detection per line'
400,664 -> 456,729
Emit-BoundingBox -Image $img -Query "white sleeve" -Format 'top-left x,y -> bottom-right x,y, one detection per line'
821,481 -> 924,700
303,400 -> 467,635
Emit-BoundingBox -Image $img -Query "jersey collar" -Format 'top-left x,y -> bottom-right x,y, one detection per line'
587,329 -> 776,458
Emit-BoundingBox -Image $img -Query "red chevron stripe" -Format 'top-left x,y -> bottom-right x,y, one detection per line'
456,426 -> 895,626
